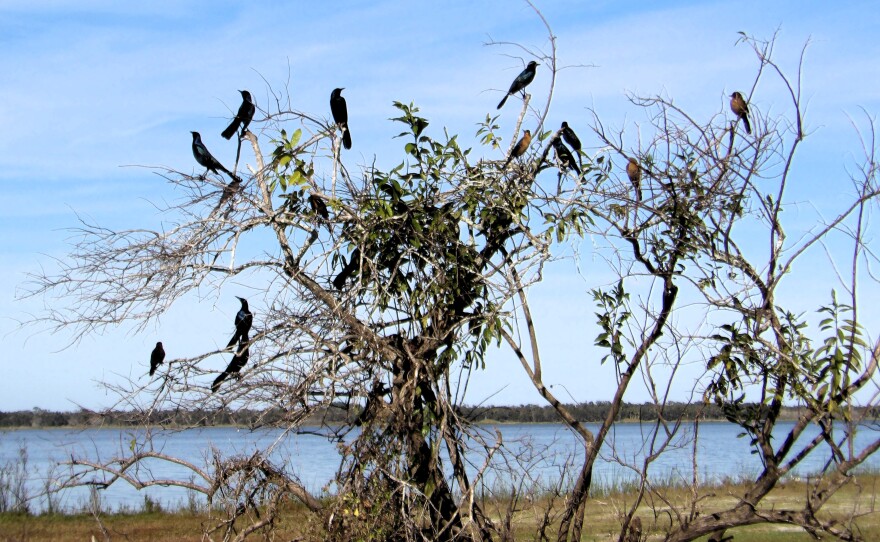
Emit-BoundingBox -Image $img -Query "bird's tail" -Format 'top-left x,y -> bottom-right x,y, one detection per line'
220,165 -> 242,184
211,372 -> 228,393
497,94 -> 509,110
342,127 -> 352,150
742,116 -> 752,135
226,332 -> 240,350
333,261 -> 357,290
221,119 -> 241,140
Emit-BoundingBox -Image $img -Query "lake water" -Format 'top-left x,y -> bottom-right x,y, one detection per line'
1,421 -> 877,513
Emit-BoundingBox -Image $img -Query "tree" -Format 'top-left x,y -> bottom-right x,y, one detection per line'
25,18 -> 880,542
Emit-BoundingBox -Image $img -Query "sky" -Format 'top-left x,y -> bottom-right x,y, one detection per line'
2,1 -> 879,411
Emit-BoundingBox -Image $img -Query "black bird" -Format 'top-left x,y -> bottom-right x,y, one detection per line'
330,88 -> 352,150
212,340 -> 249,393
552,138 -> 581,176
333,248 -> 361,290
149,342 -> 165,376
191,132 -> 239,181
560,122 -> 582,152
497,61 -> 538,110
308,194 -> 329,219
729,91 -> 751,135
226,297 -> 253,350
503,129 -> 532,168
221,90 -> 256,140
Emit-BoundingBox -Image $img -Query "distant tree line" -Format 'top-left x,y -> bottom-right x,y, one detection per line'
3,402 -> 876,429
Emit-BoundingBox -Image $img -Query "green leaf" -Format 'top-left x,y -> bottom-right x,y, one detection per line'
289,128 -> 302,148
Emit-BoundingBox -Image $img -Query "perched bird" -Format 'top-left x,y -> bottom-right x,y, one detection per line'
330,88 -> 352,150
226,297 -> 253,350
503,129 -> 532,168
729,91 -> 751,135
552,137 -> 581,176
191,132 -> 239,181
149,342 -> 165,376
560,121 -> 582,153
333,248 -> 361,290
497,61 -> 538,110
308,194 -> 329,219
215,177 -> 242,212
626,157 -> 642,201
221,90 -> 256,140
212,341 -> 249,393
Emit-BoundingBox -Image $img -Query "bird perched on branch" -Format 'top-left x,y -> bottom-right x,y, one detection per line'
560,122 -> 582,153
221,90 -> 256,140
226,297 -> 253,351
333,248 -> 361,290
552,137 -> 581,176
503,129 -> 531,168
497,61 -> 538,110
149,342 -> 165,376
308,194 -> 329,219
330,88 -> 352,150
212,340 -> 249,393
729,91 -> 751,135
627,157 -> 642,201
191,132 -> 239,181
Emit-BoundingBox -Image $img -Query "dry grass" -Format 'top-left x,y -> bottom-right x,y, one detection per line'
2,475 -> 879,541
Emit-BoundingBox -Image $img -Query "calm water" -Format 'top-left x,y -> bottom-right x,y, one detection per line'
1,421 -> 877,512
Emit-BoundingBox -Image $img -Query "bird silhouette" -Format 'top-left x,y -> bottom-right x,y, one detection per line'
333,248 -> 361,290
560,122 -> 582,153
330,88 -> 352,149
503,129 -> 532,168
221,90 -> 256,140
729,91 -> 751,135
212,340 -> 249,393
226,297 -> 253,350
497,61 -> 538,110
626,157 -> 642,202
149,342 -> 165,376
552,137 -> 581,176
308,194 -> 329,219
191,132 -> 239,181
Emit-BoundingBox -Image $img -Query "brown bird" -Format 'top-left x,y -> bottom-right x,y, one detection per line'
729,91 -> 751,134
626,157 -> 641,201
503,129 -> 531,168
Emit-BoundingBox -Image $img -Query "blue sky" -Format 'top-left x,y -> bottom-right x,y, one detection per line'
2,1 -> 879,411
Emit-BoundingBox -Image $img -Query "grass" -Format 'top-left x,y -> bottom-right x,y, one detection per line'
1,475 -> 879,541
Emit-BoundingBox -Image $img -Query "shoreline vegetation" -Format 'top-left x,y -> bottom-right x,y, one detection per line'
1,473 -> 878,541
2,402 -> 878,429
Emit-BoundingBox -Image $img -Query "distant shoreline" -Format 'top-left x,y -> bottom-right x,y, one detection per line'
3,402 -> 869,430
0,418 -> 754,431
